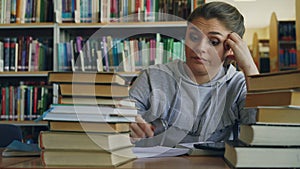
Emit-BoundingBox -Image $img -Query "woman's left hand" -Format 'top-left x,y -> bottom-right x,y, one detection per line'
226,32 -> 259,76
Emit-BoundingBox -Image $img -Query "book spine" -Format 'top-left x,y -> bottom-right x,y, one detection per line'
3,38 -> 10,71
31,0 -> 37,22
39,131 -> 45,149
5,87 -> 9,120
11,0 -> 17,23
10,37 -> 18,71
1,87 -> 6,120
0,41 -> 4,72
9,86 -> 14,121
5,0 -> 12,23
33,86 -> 38,118
102,36 -> 109,72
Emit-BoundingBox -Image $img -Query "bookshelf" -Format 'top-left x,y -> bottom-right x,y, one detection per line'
0,71 -> 51,121
252,32 -> 270,73
296,0 -> 300,68
56,21 -> 187,72
0,71 -> 50,144
269,12 -> 297,72
0,0 -> 195,133
0,0 -> 204,145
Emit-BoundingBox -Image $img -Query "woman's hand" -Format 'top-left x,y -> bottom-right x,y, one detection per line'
130,114 -> 154,143
226,32 -> 259,76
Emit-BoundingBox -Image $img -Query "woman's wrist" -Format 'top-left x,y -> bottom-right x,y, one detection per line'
240,61 -> 259,76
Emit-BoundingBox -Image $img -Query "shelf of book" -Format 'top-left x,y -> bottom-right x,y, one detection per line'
0,0 -> 194,73
269,12 -> 298,72
56,22 -> 187,72
0,0 -> 190,129
296,0 -> 300,67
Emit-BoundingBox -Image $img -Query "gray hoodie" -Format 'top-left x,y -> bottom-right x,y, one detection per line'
129,60 -> 256,147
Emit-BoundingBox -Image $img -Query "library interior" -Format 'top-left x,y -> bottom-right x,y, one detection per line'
0,0 -> 300,168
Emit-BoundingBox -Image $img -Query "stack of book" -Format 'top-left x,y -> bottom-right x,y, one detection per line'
39,71 -> 138,167
48,71 -> 138,105
224,69 -> 300,168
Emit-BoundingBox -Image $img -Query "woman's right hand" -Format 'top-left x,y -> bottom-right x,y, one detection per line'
130,114 -> 154,143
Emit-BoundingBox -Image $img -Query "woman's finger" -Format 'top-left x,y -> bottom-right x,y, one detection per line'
130,122 -> 146,138
135,115 -> 154,137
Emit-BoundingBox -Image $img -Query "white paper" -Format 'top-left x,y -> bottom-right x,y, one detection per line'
132,146 -> 189,158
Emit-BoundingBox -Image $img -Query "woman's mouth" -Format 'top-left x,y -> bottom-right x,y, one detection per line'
191,56 -> 208,64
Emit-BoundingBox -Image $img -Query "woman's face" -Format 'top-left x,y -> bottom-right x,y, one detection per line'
185,17 -> 232,78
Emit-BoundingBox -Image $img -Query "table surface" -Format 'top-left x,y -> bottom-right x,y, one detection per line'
1,151 -> 231,169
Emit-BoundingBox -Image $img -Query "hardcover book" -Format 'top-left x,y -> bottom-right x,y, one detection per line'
41,147 -> 136,167
224,141 -> 300,168
247,69 -> 300,92
245,89 -> 300,107
60,96 -> 135,108
48,121 -> 130,133
48,71 -> 130,85
255,106 -> 300,124
239,123 -> 300,146
42,112 -> 135,123
39,131 -> 133,151
59,83 -> 130,97
47,104 -> 137,116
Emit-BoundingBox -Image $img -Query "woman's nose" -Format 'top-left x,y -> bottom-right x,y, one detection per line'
194,38 -> 211,54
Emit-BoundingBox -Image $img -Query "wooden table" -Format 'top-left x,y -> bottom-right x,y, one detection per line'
1,154 -> 230,169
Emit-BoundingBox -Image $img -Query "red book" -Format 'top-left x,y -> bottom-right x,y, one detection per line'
1,87 -> 6,120
33,86 -> 38,119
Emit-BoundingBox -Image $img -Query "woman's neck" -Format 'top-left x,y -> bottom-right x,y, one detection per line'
184,66 -> 218,85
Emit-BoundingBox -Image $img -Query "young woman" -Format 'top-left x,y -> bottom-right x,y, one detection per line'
129,1 -> 259,147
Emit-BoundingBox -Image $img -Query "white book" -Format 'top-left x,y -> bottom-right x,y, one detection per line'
14,43 -> 18,72
27,41 -> 33,71
1,0 -> 6,24
96,50 -> 104,72
48,104 -> 137,116
5,0 -> 11,23
0,41 -> 3,72
43,112 -> 136,123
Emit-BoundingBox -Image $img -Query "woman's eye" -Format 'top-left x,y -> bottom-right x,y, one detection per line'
189,33 -> 200,42
209,39 -> 221,46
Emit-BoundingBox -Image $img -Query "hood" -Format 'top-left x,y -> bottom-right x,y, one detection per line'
160,60 -> 238,142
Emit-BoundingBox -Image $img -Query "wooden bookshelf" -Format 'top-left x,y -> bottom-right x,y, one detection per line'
252,32 -> 270,73
296,0 -> 300,69
252,32 -> 259,69
269,12 -> 297,72
0,1 -> 190,126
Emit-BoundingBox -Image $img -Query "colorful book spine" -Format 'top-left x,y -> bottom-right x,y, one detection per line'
102,36 -> 109,72
10,0 -> 17,23
10,37 -> 17,71
3,38 -> 10,71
